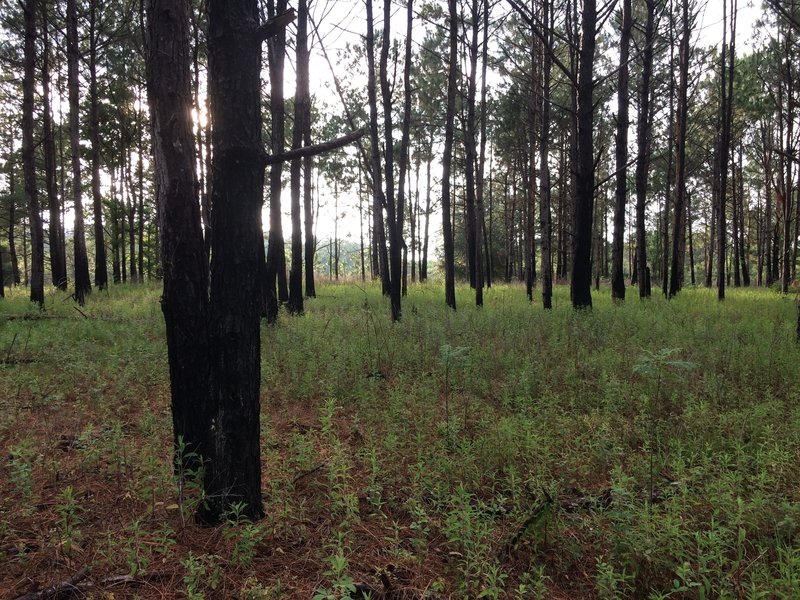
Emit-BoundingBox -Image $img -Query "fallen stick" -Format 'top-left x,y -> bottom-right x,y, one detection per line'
12,567 -> 90,600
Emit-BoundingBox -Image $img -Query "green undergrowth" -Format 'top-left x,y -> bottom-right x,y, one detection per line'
1,281 -> 798,598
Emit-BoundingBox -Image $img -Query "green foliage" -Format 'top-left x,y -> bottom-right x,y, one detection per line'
0,282 -> 798,596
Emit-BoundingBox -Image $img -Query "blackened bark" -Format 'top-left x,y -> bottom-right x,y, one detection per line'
67,0 -> 91,304
366,0 -> 390,297
611,0 -> 631,301
41,1 -> 67,290
669,0 -> 690,298
395,0 -> 413,313
22,0 -> 44,306
288,0 -> 309,314
636,0 -> 654,298
442,0 -> 458,309
303,136 -> 315,298
265,0 -> 288,322
203,0 -> 266,522
145,0 -> 210,472
89,0 -> 108,289
476,1 -> 489,297
380,0 -> 402,320
539,0 -> 553,309
464,0 -> 479,301
570,0 -> 596,309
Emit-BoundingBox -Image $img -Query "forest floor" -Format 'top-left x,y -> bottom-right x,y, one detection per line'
0,281 -> 798,599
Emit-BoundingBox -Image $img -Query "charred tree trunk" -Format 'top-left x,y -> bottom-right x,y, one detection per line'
89,0 -> 108,289
442,0 -> 458,309
668,0 -> 691,298
145,0 -> 211,473
22,0 -> 44,305
539,0 -> 554,309
264,0 -> 288,322
381,0 -> 402,321
67,0 -> 91,304
570,0 -> 597,309
366,0 -> 390,297
288,0 -> 309,314
611,0 -> 631,301
202,0 -> 268,522
41,1 -> 67,290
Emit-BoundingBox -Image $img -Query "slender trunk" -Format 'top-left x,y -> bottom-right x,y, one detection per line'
635,0 -> 654,299
7,135 -> 20,285
41,1 -> 67,290
288,0 -> 309,314
366,0 -> 390,297
464,0 -> 480,303
612,0 -> 632,300
303,122 -> 315,297
89,0 -> 108,289
67,0 -> 91,304
668,0 -> 691,298
421,154 -> 432,281
22,0 -> 44,305
539,0 -> 553,309
442,0 -> 458,309
570,0 -> 597,309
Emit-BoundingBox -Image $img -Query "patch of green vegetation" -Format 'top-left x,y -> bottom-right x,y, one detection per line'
1,281 -> 798,597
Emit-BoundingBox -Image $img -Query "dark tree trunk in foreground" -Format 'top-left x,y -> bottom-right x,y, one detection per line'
570,0 -> 597,309
717,0 -> 736,300
89,1 -> 108,289
442,0 -> 458,309
264,0 -> 289,322
611,0 -> 631,301
203,0 -> 267,522
67,0 -> 91,304
22,0 -> 44,306
145,0 -> 210,472
41,1 -> 67,291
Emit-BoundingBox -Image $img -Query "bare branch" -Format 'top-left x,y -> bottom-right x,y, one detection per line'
264,128 -> 366,166
256,8 -> 296,42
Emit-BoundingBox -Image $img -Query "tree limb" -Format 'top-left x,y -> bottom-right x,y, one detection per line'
255,8 -> 296,42
264,128 -> 366,166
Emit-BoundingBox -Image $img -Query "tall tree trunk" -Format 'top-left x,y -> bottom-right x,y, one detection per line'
570,0 -> 597,309
303,30 -> 315,300
381,0 -> 402,321
668,0 -> 691,298
288,0 -> 309,314
203,0 -> 267,523
89,0 -> 108,289
539,0 -> 553,309
717,0 -> 736,300
145,0 -> 210,475
366,0 -> 390,297
611,0 -> 632,300
421,153 -> 432,282
397,0 -> 414,300
67,0 -> 91,304
464,0 -> 480,303
442,0 -> 458,309
22,0 -> 44,305
7,134 -> 20,285
41,0 -> 67,290
264,0 -> 289,322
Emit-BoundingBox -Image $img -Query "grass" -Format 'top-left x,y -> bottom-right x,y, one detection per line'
0,280 -> 798,598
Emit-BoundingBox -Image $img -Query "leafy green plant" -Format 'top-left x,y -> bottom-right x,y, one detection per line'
55,485 -> 83,557
312,551 -> 357,600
